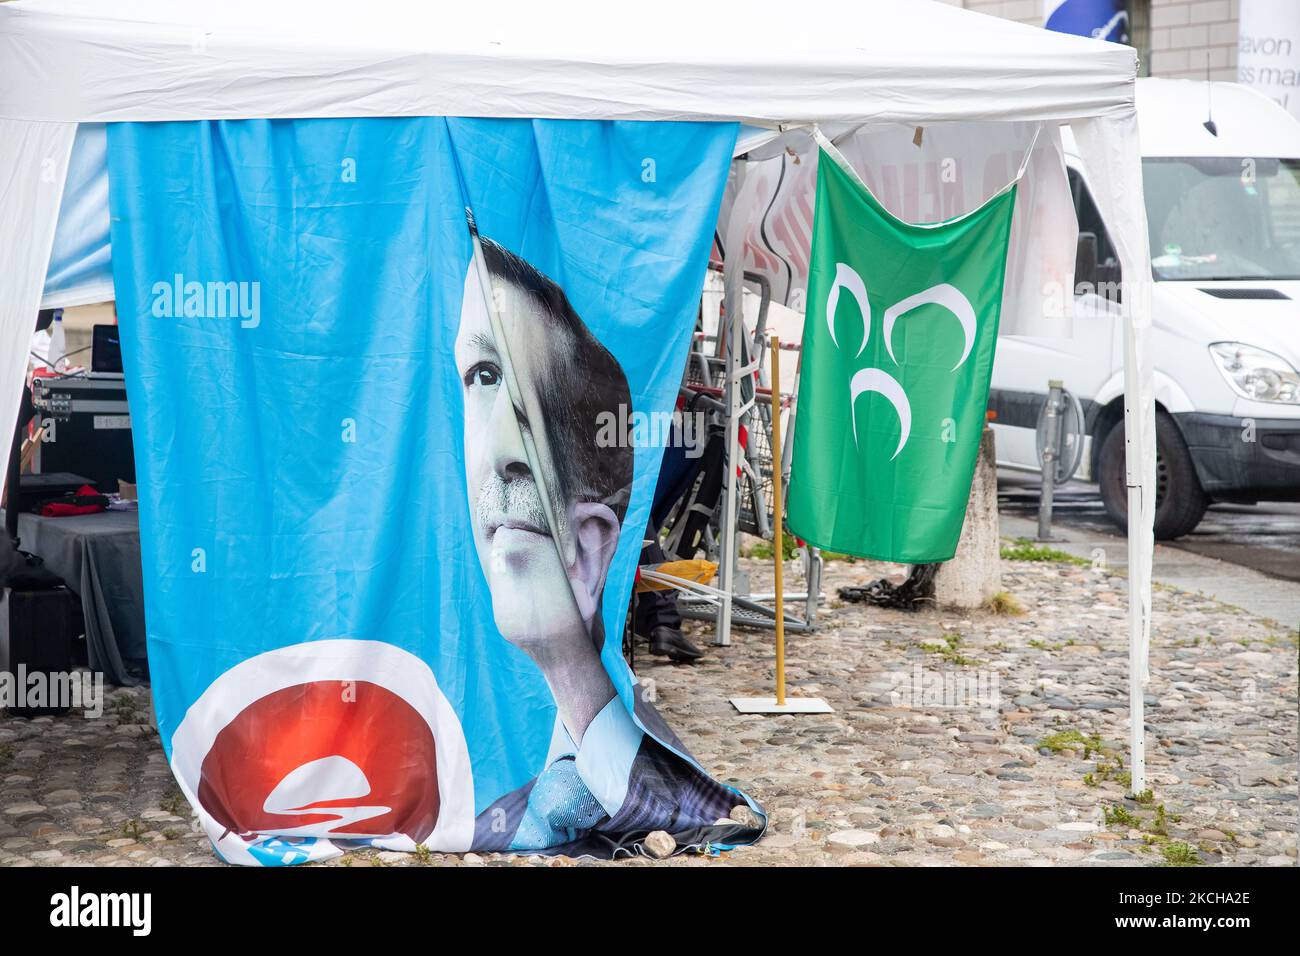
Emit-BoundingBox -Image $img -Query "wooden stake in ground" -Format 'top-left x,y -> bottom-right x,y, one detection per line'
731,336 -> 831,715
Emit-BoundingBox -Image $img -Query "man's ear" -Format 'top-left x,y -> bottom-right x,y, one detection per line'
567,501 -> 620,623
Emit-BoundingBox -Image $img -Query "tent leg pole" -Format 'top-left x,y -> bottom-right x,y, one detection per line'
770,337 -> 785,704
1127,485 -> 1147,796
715,163 -> 751,647
1072,110 -> 1153,800
716,264 -> 744,646
1121,285 -> 1151,799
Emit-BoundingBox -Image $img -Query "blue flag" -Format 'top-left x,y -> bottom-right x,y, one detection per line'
1043,0 -> 1129,43
107,116 -> 763,865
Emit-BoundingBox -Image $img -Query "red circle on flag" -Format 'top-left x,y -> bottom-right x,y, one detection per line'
196,680 -> 440,843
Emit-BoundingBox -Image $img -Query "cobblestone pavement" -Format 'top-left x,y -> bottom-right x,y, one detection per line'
1,552 -> 1295,867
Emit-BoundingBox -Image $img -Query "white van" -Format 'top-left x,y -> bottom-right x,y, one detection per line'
991,78 -> 1300,539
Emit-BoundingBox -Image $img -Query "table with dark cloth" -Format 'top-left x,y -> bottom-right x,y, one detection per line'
9,509 -> 146,686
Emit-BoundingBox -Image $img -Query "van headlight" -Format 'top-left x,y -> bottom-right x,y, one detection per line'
1209,343 -> 1300,404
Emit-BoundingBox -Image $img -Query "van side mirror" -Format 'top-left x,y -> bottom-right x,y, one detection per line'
1075,232 -> 1099,294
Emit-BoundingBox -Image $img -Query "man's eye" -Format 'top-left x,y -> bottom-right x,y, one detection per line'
465,362 -> 501,389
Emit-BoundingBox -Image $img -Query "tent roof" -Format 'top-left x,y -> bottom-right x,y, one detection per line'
0,0 -> 1137,126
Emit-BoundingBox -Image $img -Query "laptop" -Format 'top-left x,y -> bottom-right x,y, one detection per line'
90,324 -> 124,377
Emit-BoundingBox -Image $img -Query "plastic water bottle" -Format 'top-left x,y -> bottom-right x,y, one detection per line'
49,309 -> 66,371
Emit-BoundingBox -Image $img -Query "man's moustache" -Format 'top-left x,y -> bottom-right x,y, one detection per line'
476,474 -> 552,538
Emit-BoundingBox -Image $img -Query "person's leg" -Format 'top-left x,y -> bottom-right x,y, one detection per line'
635,522 -> 701,662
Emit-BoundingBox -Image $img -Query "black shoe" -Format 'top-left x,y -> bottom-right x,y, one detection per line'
647,625 -> 703,663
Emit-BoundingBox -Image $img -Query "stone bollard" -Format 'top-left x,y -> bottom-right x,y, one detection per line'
933,426 -> 1001,608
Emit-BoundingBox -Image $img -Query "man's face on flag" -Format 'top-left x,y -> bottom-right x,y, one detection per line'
455,264 -> 584,649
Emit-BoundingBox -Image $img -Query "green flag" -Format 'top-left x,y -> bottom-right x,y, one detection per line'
787,142 -> 1018,564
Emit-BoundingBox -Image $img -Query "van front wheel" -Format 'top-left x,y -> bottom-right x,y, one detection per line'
1097,413 -> 1209,540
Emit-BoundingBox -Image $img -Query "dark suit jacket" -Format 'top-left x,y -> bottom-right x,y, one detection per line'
472,735 -> 762,857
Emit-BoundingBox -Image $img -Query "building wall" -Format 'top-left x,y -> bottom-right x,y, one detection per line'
936,0 -> 1241,81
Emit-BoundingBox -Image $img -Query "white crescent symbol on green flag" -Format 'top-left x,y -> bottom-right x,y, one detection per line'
826,262 -> 870,358
831,278 -> 972,460
882,283 -> 977,371
849,367 -> 911,460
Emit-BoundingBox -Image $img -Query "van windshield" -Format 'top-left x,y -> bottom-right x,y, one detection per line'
1144,157 -> 1300,281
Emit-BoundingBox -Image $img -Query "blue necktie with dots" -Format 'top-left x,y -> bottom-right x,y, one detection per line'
511,755 -> 608,849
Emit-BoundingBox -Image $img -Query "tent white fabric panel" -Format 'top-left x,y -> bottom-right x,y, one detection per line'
0,118 -> 75,444
718,121 -> 1079,337
41,122 -> 112,309
1,0 -> 1137,125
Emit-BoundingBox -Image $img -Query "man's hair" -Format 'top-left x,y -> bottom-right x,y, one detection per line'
479,236 -> 634,527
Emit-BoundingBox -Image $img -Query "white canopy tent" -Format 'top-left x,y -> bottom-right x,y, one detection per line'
0,0 -> 1155,792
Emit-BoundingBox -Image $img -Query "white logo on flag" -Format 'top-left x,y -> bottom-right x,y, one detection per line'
826,262 -> 871,357
829,263 -> 977,460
